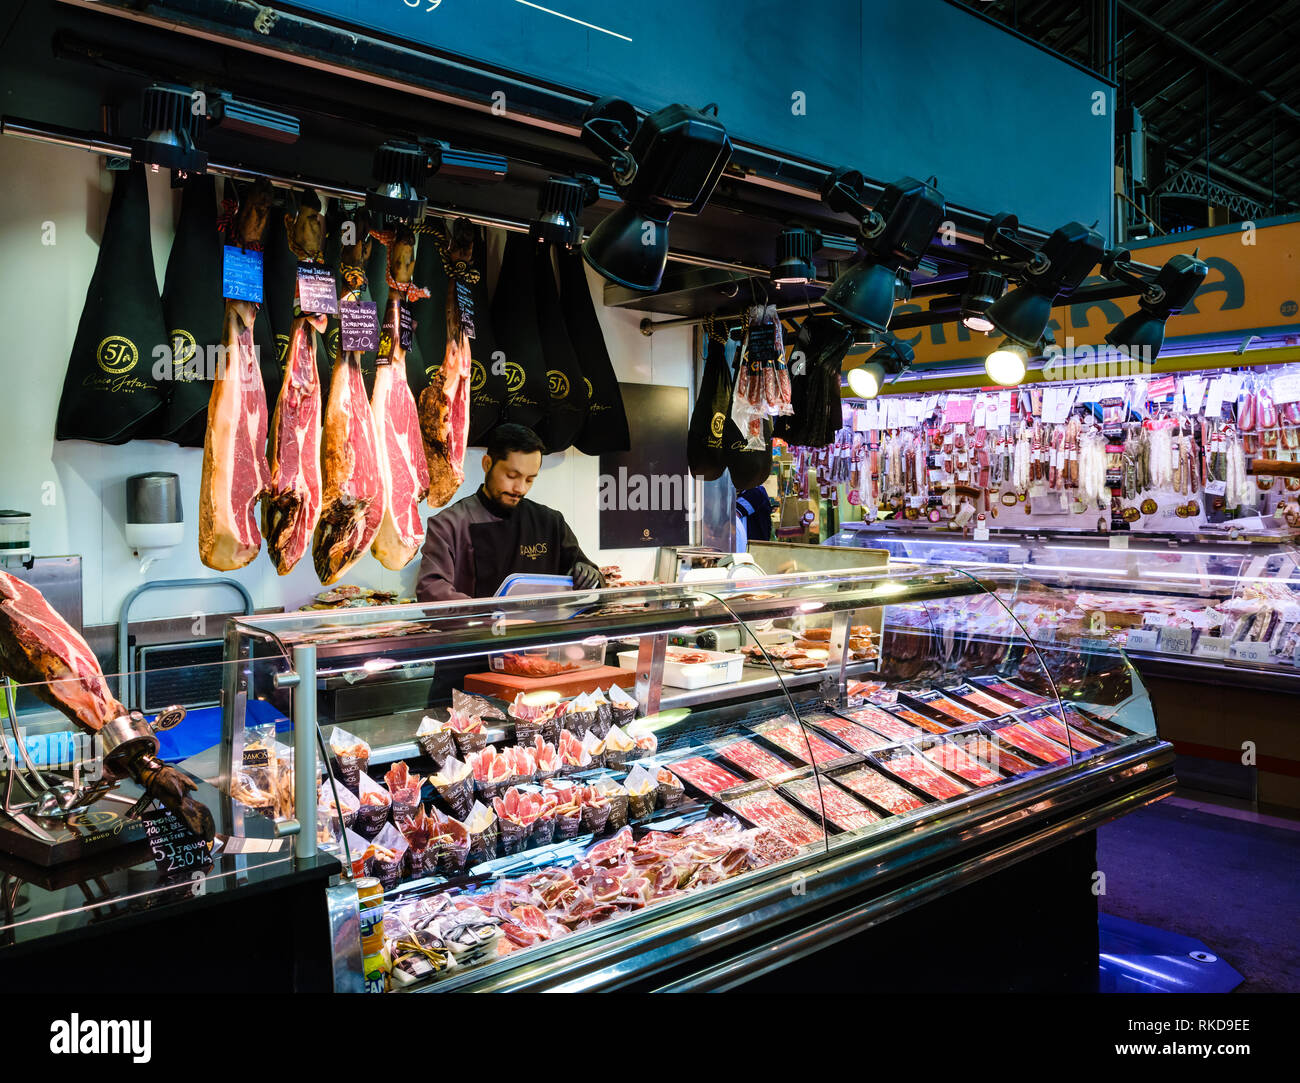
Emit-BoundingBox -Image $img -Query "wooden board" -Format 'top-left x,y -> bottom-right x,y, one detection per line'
463,664 -> 635,699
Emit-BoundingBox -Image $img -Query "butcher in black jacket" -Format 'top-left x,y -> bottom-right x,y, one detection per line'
416,424 -> 604,601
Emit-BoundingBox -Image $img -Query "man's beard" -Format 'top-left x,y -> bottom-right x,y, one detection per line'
480,485 -> 519,518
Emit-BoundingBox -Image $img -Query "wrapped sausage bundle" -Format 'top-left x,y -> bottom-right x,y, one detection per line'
354,773 -> 392,841
328,726 -> 371,795
430,756 -> 474,819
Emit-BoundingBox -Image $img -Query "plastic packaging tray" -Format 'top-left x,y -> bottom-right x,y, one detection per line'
711,735 -> 802,784
802,711 -> 897,754
720,781 -> 825,849
491,637 -> 606,678
779,774 -> 882,833
617,645 -> 745,689
827,763 -> 929,815
913,735 -> 1007,787
749,715 -> 860,769
870,747 -> 972,801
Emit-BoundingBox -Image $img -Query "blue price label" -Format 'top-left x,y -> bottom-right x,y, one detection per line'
222,246 -> 264,303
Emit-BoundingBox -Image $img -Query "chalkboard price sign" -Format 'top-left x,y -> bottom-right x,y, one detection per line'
142,806 -> 213,878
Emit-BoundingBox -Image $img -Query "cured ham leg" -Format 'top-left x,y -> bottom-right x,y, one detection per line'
199,299 -> 271,570
313,349 -> 386,585
263,313 -> 326,574
419,221 -> 474,508
371,296 -> 431,569
0,570 -> 214,839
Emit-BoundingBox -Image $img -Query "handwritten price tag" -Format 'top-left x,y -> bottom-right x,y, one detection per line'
1157,626 -> 1194,655
142,806 -> 212,878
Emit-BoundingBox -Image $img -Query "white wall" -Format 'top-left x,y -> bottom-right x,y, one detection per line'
0,136 -> 694,626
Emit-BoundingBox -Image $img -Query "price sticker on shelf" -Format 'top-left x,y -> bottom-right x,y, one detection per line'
142,805 -> 213,879
1194,635 -> 1230,659
1204,479 -> 1227,496
1108,534 -> 1129,550
1126,629 -> 1160,652
973,522 -> 990,542
1229,640 -> 1270,664
1157,625 -> 1194,655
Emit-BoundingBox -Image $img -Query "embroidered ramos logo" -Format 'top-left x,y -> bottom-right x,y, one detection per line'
96,335 -> 138,375
519,542 -> 548,560
547,370 -> 569,398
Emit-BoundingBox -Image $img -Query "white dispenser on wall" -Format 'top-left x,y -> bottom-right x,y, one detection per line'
124,473 -> 183,573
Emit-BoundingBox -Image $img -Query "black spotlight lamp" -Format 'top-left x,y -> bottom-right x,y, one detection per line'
579,97 -> 733,291
960,270 -> 1007,332
1101,249 -> 1208,361
819,170 -> 946,332
982,214 -> 1106,347
771,226 -> 821,285
131,83 -> 207,175
530,175 -> 597,249
365,141 -> 433,222
846,331 -> 914,398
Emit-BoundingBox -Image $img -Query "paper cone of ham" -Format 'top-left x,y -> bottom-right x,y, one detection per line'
55,161 -> 166,444
556,246 -> 630,455
160,173 -> 224,447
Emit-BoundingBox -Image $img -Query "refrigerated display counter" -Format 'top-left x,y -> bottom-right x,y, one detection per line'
221,563 -> 1172,991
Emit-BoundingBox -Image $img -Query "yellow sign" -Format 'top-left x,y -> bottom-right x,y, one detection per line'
903,217 -> 1300,367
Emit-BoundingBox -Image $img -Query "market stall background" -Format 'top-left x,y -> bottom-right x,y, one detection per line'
0,134 -> 693,628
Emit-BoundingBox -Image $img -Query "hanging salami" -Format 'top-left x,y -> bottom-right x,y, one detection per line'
55,161 -> 167,444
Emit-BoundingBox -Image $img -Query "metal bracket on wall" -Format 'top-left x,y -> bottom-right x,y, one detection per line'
634,633 -> 668,719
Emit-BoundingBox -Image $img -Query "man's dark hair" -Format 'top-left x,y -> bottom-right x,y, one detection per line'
485,423 -> 545,464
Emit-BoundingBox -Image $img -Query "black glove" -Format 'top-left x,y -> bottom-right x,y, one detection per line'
570,561 -> 604,590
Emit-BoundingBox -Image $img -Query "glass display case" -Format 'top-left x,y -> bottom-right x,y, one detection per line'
224,564 -> 1172,992
824,524 -> 1300,689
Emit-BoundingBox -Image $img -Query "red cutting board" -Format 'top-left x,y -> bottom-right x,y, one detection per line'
463,665 -> 635,699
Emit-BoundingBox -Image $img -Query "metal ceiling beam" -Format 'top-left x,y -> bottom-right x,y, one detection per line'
1115,0 -> 1300,125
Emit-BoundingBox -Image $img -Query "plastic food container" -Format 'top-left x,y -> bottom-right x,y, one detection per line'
616,645 -> 744,689
490,637 -> 606,678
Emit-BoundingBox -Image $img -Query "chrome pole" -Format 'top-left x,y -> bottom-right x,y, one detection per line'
291,645 -> 317,861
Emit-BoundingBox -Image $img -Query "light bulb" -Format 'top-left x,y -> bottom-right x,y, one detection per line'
847,361 -> 885,398
984,341 -> 1027,386
962,314 -> 995,333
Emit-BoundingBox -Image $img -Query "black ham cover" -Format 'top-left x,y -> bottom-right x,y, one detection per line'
159,173 -> 223,447
55,161 -> 166,444
408,217 -> 447,401
687,331 -> 731,480
466,225 -> 504,445
556,246 -> 630,455
774,314 -> 853,448
490,231 -> 547,433
534,245 -> 589,453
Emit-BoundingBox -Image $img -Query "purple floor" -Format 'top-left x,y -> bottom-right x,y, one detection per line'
1096,795 -> 1300,994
